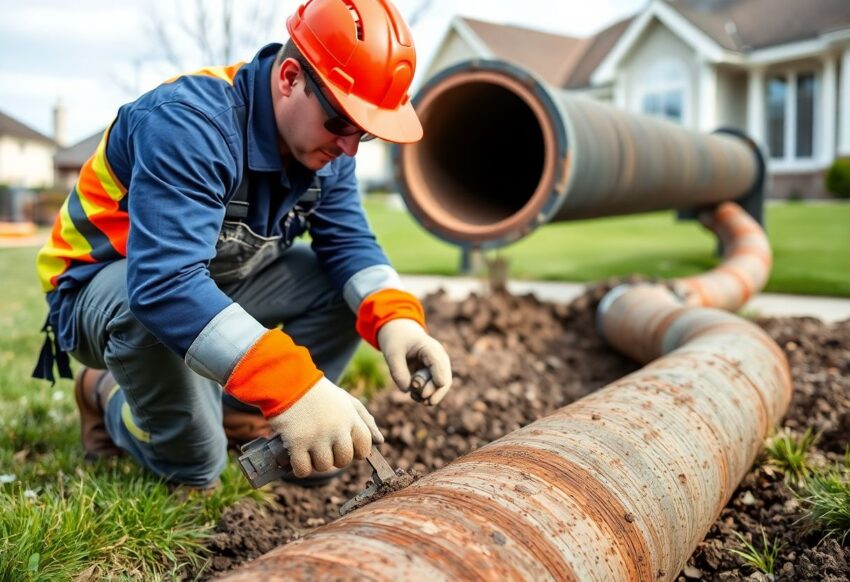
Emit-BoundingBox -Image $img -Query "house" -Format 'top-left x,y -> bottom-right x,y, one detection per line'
54,131 -> 103,192
427,0 -> 850,199
0,109 -> 56,189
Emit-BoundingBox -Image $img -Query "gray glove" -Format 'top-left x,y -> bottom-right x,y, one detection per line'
378,318 -> 453,405
268,376 -> 383,477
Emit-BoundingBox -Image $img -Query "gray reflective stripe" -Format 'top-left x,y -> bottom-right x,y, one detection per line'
342,265 -> 405,312
185,303 -> 267,384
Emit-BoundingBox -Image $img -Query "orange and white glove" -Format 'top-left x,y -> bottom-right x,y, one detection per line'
377,318 -> 453,405
356,288 -> 452,405
222,327 -> 383,478
267,376 -> 383,478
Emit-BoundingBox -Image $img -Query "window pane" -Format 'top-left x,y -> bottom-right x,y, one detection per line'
796,73 -> 815,158
664,90 -> 683,122
643,93 -> 661,115
767,76 -> 786,158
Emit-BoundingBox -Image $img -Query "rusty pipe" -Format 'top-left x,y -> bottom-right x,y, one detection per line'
393,59 -> 763,248
219,203 -> 790,581
672,202 -> 772,311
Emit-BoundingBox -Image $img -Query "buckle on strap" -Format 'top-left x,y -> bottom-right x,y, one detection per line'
32,318 -> 72,385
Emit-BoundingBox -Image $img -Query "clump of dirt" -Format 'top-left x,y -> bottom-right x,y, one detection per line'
198,282 -> 850,581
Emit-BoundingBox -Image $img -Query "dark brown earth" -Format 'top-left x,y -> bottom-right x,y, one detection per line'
199,282 -> 850,581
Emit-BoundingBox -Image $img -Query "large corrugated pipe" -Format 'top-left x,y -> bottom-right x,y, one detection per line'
393,59 -> 763,248
218,203 -> 790,580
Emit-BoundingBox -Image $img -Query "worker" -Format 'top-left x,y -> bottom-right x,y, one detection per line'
32,0 -> 452,490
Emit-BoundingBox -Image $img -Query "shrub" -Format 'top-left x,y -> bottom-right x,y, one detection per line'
825,158 -> 850,199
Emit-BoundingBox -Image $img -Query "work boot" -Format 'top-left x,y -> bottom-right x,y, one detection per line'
74,367 -> 124,461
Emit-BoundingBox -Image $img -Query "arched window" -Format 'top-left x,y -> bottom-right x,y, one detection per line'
639,59 -> 688,124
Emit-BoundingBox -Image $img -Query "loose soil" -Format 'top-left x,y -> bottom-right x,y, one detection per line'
200,282 -> 850,581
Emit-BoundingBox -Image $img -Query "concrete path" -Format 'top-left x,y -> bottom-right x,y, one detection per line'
400,275 -> 850,324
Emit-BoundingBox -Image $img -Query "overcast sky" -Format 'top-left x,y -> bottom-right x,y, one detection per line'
0,0 -> 646,145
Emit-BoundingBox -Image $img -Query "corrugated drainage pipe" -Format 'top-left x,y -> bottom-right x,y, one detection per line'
393,59 -> 763,249
218,202 -> 790,580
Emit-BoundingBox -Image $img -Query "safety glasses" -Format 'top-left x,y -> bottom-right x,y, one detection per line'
301,64 -> 375,142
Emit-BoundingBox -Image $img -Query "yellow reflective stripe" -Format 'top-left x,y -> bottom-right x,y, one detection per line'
106,385 -> 120,404
91,130 -> 125,201
55,198 -> 92,258
75,176 -> 104,218
200,66 -> 239,84
121,402 -> 151,443
36,196 -> 94,292
164,64 -> 244,86
36,253 -> 66,293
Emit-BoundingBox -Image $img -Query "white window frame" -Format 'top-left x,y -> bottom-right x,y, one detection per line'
636,58 -> 690,125
765,66 -> 821,173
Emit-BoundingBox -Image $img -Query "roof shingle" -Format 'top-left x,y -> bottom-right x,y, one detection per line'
0,110 -> 55,145
665,0 -> 850,51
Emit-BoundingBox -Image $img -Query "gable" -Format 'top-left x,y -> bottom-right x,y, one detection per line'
425,28 -> 483,79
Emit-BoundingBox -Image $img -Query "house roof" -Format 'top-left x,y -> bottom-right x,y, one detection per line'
54,130 -> 102,168
564,17 -> 634,89
0,110 -> 55,145
460,17 -> 591,87
665,0 -> 850,51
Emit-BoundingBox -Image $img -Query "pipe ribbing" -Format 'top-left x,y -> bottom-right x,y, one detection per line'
394,60 -> 762,248
672,202 -> 772,311
218,203 -> 790,581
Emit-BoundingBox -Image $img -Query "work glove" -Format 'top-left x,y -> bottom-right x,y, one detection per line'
377,318 -> 453,405
268,376 -> 384,478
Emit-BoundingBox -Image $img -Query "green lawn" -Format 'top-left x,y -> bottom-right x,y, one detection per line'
365,199 -> 850,297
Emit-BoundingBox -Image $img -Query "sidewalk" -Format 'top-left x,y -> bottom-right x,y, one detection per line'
399,275 -> 850,324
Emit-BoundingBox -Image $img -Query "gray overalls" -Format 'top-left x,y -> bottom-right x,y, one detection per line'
69,164 -> 361,487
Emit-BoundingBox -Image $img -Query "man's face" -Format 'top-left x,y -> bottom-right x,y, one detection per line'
273,59 -> 363,171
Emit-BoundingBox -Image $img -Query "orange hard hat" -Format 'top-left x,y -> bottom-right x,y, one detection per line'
286,0 -> 423,143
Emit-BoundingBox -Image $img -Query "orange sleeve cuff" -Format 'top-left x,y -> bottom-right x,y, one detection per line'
356,288 -> 426,349
224,329 -> 323,418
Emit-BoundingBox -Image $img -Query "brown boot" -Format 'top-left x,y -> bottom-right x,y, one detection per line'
74,367 -> 124,460
222,406 -> 271,450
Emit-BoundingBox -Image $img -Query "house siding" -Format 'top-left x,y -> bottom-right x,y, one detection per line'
425,30 -> 478,79
619,21 -> 699,128
716,67 -> 748,130
0,136 -> 54,188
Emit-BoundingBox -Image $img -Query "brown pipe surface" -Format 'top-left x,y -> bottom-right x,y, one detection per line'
218,204 -> 790,581
672,202 -> 772,311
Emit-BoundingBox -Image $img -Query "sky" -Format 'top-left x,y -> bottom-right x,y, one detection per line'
0,0 -> 647,145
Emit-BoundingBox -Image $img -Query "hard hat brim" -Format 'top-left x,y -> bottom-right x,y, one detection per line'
323,80 -> 423,144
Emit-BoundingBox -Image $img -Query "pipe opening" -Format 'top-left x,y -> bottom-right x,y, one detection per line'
400,73 -> 557,244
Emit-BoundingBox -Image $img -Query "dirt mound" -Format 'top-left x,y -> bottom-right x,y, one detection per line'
200,285 -> 850,580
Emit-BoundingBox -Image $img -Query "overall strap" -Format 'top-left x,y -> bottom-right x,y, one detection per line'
32,317 -> 72,384
225,105 -> 250,220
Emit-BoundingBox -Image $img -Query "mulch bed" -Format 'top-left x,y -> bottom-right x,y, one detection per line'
199,283 -> 850,581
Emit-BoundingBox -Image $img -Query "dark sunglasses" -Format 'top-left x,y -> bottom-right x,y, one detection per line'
301,64 -> 375,142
